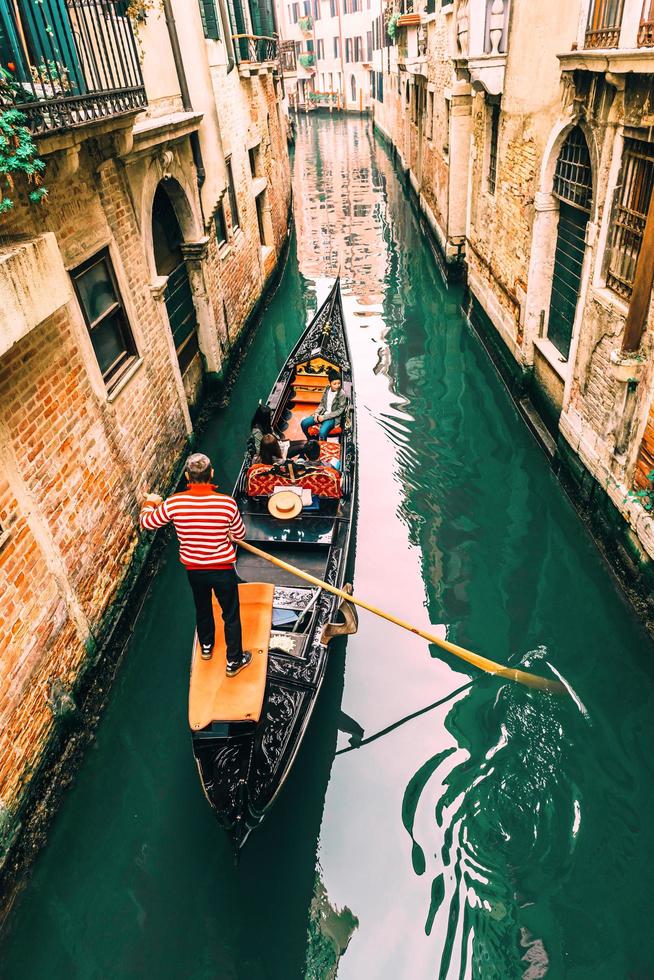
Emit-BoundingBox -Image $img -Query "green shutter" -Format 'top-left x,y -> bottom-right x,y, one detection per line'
0,0 -> 30,80
19,0 -> 85,93
199,0 -> 221,40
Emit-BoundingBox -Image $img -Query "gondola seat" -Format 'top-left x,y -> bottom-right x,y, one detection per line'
246,463 -> 341,499
307,423 -> 342,437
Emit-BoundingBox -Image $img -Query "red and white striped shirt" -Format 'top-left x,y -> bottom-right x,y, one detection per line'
139,484 -> 246,570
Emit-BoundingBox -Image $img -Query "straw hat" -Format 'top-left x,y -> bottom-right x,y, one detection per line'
268,490 -> 303,520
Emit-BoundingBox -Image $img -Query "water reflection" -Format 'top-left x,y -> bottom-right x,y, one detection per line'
297,115 -> 654,980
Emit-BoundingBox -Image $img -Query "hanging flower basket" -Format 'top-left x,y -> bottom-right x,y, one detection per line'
299,15 -> 313,32
387,12 -> 400,39
299,53 -> 316,70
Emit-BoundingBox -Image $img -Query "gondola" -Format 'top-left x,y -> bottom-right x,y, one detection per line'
189,277 -> 357,850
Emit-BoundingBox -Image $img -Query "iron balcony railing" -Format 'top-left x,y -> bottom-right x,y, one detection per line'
584,0 -> 625,48
232,33 -> 279,64
0,0 -> 146,137
638,0 -> 654,45
280,39 -> 296,71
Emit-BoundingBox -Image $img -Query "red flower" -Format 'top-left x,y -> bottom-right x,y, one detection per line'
7,62 -> 15,72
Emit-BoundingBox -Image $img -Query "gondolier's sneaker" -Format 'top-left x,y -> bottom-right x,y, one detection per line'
226,651 -> 253,677
201,642 -> 213,660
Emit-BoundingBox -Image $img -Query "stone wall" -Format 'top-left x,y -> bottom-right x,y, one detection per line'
0,22 -> 291,862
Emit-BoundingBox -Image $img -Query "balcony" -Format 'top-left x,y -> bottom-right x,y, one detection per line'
232,34 -> 279,76
639,0 -> 654,44
0,0 -> 146,138
454,0 -> 509,95
584,0 -> 625,47
280,40 -> 297,74
397,22 -> 427,76
559,0 -> 654,73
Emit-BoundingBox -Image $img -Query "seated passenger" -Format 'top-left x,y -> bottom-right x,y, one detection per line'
259,433 -> 288,465
250,404 -> 279,455
300,369 -> 348,441
291,439 -> 341,471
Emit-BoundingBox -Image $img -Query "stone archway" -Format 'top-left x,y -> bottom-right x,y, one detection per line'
152,180 -> 201,383
546,126 -> 594,359
524,120 -> 598,362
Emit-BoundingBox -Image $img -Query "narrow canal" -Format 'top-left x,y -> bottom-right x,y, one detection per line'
3,116 -> 654,980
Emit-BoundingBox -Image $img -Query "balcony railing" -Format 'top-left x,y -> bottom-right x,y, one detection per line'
584,0 -> 625,48
280,39 -> 297,72
638,0 -> 654,45
232,33 -> 279,64
0,0 -> 146,137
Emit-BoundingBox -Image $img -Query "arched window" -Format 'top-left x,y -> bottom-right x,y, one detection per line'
351,74 -> 357,103
553,126 -> 593,212
152,182 -> 199,376
546,127 -> 593,360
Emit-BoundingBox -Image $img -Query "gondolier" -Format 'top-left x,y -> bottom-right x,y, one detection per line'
139,452 -> 252,676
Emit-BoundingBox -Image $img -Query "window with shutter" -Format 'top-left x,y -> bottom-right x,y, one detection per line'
198,0 -> 221,39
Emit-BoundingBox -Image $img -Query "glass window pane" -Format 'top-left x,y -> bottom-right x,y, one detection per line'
91,312 -> 129,377
76,259 -> 116,323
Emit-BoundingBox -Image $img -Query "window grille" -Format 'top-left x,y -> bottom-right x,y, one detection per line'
607,138 -> 654,299
553,126 -> 593,211
585,0 -> 625,48
487,103 -> 500,196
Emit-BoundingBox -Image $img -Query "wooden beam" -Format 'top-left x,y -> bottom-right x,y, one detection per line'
623,183 -> 654,352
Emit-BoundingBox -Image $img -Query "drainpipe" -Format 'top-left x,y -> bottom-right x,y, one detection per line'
162,0 -> 207,203
216,0 -> 236,72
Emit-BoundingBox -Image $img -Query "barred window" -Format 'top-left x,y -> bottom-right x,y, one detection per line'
607,139 -> 654,299
72,251 -> 138,389
553,127 -> 593,211
487,103 -> 500,195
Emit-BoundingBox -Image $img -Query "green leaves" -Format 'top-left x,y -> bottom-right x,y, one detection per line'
0,67 -> 47,216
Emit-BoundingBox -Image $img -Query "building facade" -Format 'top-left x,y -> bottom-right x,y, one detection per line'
0,0 -> 291,864
276,0 -> 374,109
372,0 -> 654,612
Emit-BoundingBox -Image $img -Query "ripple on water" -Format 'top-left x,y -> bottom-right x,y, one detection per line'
399,652 -> 592,978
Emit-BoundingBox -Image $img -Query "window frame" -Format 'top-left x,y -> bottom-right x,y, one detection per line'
606,137 -> 654,300
225,156 -> 240,232
215,198 -> 228,247
198,0 -> 221,40
71,249 -> 139,391
487,102 -> 500,196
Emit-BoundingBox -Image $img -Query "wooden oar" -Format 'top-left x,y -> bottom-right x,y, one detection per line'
236,539 -> 565,694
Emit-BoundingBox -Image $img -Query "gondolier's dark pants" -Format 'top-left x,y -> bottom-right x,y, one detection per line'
187,567 -> 243,664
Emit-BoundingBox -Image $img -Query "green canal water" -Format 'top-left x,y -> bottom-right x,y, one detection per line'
3,116 -> 654,980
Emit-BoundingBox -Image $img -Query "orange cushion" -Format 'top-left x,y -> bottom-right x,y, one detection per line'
308,423 -> 342,436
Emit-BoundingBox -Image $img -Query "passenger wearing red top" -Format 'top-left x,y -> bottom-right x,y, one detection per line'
139,452 -> 252,676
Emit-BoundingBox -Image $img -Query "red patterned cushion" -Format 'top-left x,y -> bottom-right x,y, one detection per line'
247,463 -> 341,499
308,424 -> 342,437
319,441 -> 341,462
